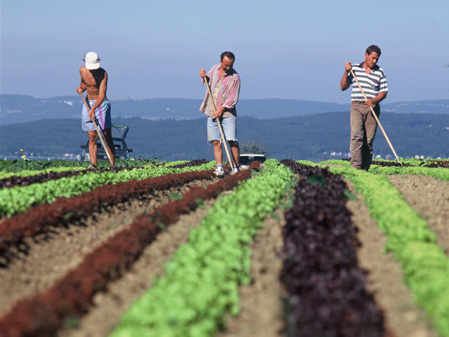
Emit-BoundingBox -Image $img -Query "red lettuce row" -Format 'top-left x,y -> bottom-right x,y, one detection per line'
0,162 -> 258,337
0,169 -> 214,262
280,160 -> 386,337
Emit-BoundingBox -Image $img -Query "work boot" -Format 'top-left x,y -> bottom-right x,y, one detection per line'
214,166 -> 225,177
230,167 -> 240,175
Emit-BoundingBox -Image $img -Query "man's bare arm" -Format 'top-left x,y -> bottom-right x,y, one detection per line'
340,62 -> 352,91
199,68 -> 210,82
76,68 -> 88,94
340,72 -> 350,91
366,91 -> 387,107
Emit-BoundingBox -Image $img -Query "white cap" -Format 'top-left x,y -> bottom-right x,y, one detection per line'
84,51 -> 100,70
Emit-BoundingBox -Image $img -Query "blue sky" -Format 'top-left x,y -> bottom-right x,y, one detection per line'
2,0 -> 448,102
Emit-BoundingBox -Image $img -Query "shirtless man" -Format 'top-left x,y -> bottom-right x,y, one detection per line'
76,51 -> 115,167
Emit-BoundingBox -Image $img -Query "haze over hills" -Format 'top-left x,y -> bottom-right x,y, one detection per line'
0,95 -> 347,124
1,94 -> 448,125
2,113 -> 449,161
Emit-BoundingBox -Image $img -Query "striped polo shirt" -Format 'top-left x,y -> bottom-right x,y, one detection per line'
349,62 -> 388,101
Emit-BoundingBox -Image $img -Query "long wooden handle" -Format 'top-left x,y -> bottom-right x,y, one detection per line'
203,77 -> 236,170
349,69 -> 401,165
80,93 -> 114,166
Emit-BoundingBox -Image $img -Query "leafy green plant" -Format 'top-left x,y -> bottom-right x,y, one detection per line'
370,165 -> 449,181
296,159 -> 319,166
165,160 -> 189,167
169,192 -> 183,200
63,316 -> 80,330
318,159 -> 351,166
344,189 -> 358,200
195,198 -> 205,208
108,159 -> 294,337
306,174 -> 325,187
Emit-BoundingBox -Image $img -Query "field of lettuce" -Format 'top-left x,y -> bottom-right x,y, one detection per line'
0,157 -> 448,337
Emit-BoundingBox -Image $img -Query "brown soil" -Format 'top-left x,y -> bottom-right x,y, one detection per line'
346,181 -> 438,337
218,208 -> 285,337
388,174 -> 449,255
0,178 -> 215,317
57,198 -> 217,337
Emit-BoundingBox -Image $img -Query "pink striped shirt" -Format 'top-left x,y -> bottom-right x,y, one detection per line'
200,64 -> 240,118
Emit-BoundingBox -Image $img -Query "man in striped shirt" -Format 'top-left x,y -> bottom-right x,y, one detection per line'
200,51 -> 241,177
340,45 -> 389,170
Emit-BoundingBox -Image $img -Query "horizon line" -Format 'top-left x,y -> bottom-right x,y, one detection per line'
1,93 -> 448,105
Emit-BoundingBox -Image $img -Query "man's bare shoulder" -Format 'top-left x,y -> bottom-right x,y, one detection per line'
80,66 -> 89,76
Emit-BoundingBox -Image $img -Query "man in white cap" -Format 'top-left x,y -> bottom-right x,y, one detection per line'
76,51 -> 115,167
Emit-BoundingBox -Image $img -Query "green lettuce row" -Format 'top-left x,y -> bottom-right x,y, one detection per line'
295,159 -> 319,166
109,159 -> 294,337
316,160 -> 449,182
316,159 -> 351,166
0,159 -> 161,173
0,161 -> 190,179
0,166 -> 87,179
297,159 -> 351,167
329,165 -> 449,336
370,165 -> 449,181
0,161 -> 216,218
164,160 -> 190,167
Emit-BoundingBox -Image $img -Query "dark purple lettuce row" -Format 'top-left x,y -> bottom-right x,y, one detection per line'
279,160 -> 386,337
351,159 -> 449,168
423,162 -> 449,168
372,160 -> 449,168
372,161 -> 411,167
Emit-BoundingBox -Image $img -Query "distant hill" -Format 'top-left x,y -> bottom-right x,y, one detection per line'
0,95 -> 347,125
382,100 -> 449,114
2,113 -> 449,160
1,94 -> 448,125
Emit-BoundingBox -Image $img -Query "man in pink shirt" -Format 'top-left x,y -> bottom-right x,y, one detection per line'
200,51 -> 241,177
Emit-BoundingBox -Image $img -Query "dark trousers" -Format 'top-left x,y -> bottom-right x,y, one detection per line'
350,102 -> 380,170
